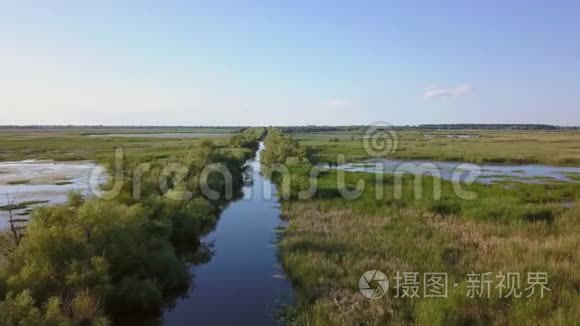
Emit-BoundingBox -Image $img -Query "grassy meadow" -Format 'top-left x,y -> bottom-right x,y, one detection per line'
297,130 -> 580,166
265,129 -> 580,325
0,127 -> 239,162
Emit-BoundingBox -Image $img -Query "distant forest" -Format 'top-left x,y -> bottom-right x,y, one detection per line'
0,124 -> 578,133
0,125 -> 241,133
279,124 -> 579,133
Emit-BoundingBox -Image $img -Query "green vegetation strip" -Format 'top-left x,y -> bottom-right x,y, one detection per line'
6,180 -> 30,185
0,200 -> 49,211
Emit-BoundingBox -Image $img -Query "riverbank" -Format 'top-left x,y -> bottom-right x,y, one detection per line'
263,130 -> 580,325
0,129 -> 265,324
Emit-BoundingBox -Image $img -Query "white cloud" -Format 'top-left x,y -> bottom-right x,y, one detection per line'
321,98 -> 353,110
424,84 -> 473,99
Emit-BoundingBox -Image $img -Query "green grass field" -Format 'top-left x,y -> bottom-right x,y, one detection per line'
268,130 -> 580,325
0,127 -> 239,162
296,130 -> 580,166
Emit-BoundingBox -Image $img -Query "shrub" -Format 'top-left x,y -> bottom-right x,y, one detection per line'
522,207 -> 555,224
106,278 -> 163,315
429,199 -> 462,216
0,290 -> 109,326
261,129 -> 305,165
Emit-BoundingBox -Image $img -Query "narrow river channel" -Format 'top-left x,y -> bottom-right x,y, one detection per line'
162,142 -> 293,325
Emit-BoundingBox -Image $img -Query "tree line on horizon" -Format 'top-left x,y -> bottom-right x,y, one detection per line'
1,124 -> 579,132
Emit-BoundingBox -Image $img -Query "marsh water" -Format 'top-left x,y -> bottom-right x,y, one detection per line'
0,160 -> 105,229
160,142 -> 293,325
325,159 -> 580,184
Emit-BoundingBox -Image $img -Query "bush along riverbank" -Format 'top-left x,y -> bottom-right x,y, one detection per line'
260,130 -> 580,325
0,132 -> 263,325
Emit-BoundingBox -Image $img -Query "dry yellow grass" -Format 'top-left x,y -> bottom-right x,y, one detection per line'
281,202 -> 580,325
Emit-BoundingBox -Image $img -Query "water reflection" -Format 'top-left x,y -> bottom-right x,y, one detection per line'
0,160 -> 105,229
324,159 -> 580,184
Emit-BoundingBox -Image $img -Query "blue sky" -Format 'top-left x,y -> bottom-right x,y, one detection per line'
1,1 -> 579,125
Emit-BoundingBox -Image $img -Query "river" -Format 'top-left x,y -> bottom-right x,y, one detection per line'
160,142 -> 293,325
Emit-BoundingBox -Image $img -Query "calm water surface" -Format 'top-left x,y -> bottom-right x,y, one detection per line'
0,160 -> 104,229
326,159 -> 580,184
